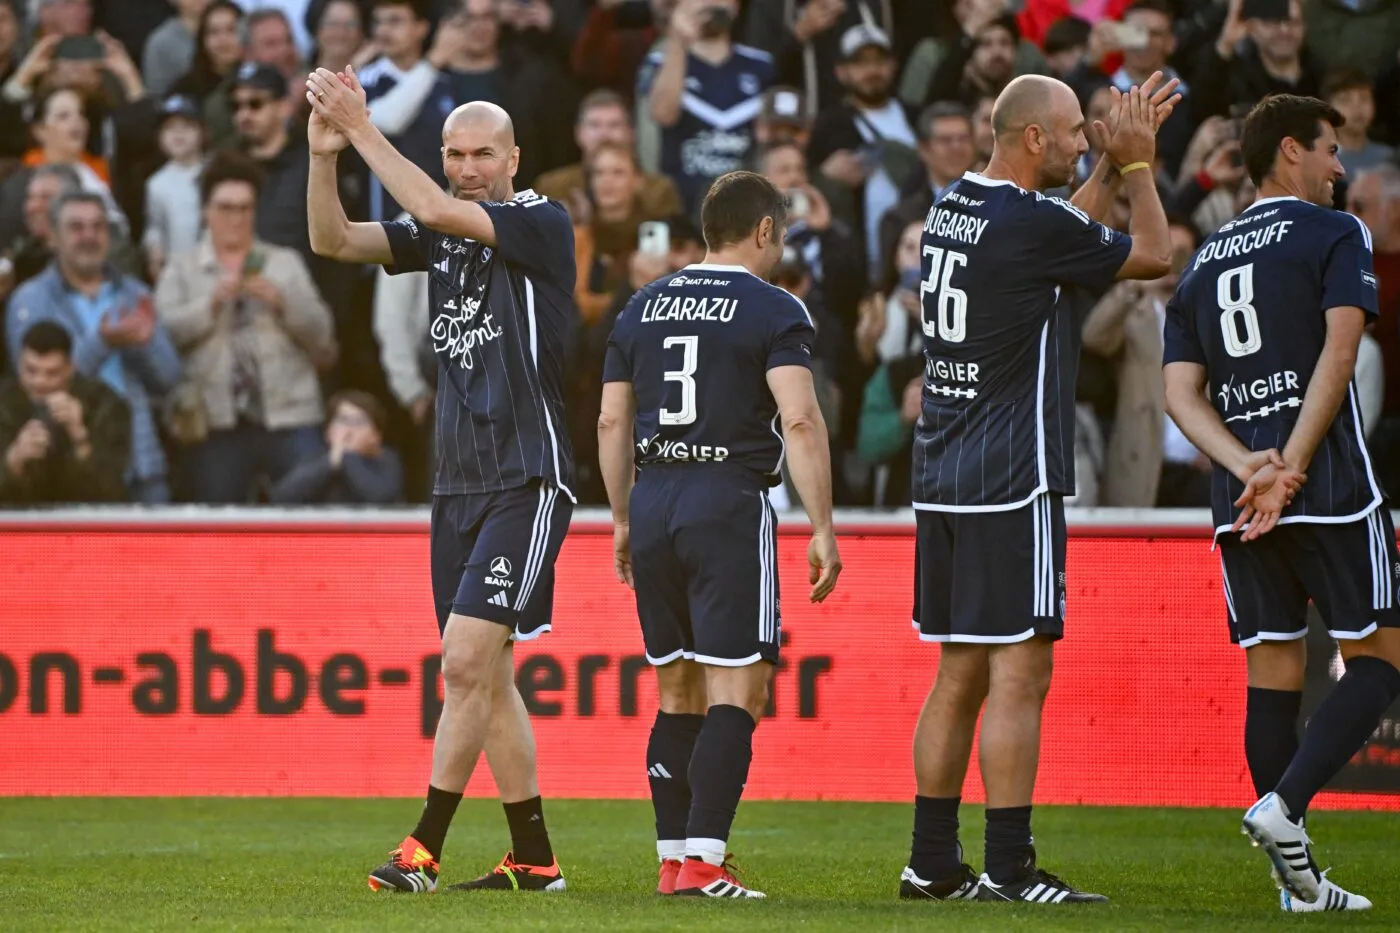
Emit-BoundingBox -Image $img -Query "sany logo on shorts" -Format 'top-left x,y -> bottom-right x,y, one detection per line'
485,556 -> 514,588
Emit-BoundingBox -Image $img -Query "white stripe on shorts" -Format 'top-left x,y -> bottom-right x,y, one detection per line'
516,484 -> 557,610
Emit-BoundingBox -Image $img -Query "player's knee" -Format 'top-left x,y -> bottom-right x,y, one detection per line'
989,656 -> 1053,705
1246,640 -> 1307,691
1341,628 -> 1400,672
440,639 -> 496,697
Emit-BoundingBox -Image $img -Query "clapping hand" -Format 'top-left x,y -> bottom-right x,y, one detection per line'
305,66 -> 371,138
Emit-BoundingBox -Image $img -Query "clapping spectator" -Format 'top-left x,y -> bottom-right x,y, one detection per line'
1323,68 -> 1394,177
155,152 -> 335,502
643,0 -> 774,215
6,191 -> 180,502
171,0 -> 246,149
270,389 -> 404,503
143,0 -> 212,98
808,24 -> 919,282
143,95 -> 207,281
0,320 -> 130,504
535,89 -> 682,220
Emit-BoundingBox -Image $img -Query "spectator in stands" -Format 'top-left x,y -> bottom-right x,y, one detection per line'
171,0 -> 245,149
857,218 -> 924,366
571,142 -> 669,323
752,84 -> 812,154
1194,0 -> 1320,120
231,64 -> 313,255
1323,68 -> 1394,177
643,0 -> 774,215
1041,14 -> 1090,79
6,191 -> 181,502
0,319 -> 130,504
308,0 -> 369,75
918,6 -> 1031,110
143,95 -> 207,281
32,0 -> 95,40
535,89 -> 682,220
1015,0 -> 1133,47
1,165 -> 81,305
372,216 -> 431,426
143,0 -> 211,98
900,0 -> 1045,110
570,0 -> 664,104
1304,0 -> 1400,81
1068,0 -> 1193,176
856,348 -> 922,508
877,101 -> 976,282
1082,223 -> 1203,507
498,0 -> 579,65
744,0 -> 889,114
1351,164 -> 1400,492
0,0 -> 25,161
270,389 -> 403,503
808,24 -> 919,282
970,93 -> 994,168
246,7 -> 304,88
155,152 -> 335,503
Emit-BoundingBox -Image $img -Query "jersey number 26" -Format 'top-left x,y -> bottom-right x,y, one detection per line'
921,246 -> 969,344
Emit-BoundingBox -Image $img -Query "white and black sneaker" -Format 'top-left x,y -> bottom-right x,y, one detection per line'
1280,871 -> 1372,912
899,864 -> 979,900
1241,792 -> 1320,902
974,850 -> 1107,904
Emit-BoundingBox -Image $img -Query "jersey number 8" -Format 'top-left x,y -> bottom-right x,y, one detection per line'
921,246 -> 969,344
660,335 -> 699,425
1218,264 -> 1262,358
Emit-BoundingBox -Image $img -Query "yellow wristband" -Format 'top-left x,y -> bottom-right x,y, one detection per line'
1118,161 -> 1150,177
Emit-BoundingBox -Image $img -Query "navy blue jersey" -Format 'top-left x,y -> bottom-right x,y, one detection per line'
1163,196 -> 1381,531
602,264 -> 815,483
913,172 -> 1132,511
381,190 -> 577,498
638,45 -> 773,215
360,57 -> 459,222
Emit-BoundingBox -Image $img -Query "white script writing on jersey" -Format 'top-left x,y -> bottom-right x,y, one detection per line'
1193,220 -> 1294,270
1216,370 -> 1301,423
923,207 -> 989,246
640,295 -> 739,323
431,285 -> 505,370
639,438 -> 730,462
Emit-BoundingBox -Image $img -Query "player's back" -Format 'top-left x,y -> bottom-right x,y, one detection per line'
606,263 -> 815,482
1165,196 -> 1381,529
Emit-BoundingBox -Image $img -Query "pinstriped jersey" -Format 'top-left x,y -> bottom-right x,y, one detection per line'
380,190 -> 577,499
913,172 -> 1132,511
1163,196 -> 1382,532
601,264 -> 815,484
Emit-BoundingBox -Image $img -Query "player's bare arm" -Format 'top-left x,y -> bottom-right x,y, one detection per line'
1072,71 -> 1181,224
306,110 -> 394,264
766,364 -> 841,603
1164,361 -> 1302,538
1279,305 -> 1368,473
597,380 -> 638,588
306,66 -> 501,246
1104,85 -> 1172,280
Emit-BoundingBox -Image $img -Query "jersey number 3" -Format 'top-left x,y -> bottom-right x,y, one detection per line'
921,246 -> 969,343
660,335 -> 698,425
1218,264 -> 1262,358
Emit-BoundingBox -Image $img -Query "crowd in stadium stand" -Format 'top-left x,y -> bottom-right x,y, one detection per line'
0,0 -> 1397,508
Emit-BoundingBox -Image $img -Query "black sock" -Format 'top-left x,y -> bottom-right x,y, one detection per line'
909,795 -> 962,881
686,704 -> 757,851
648,711 -> 704,851
1245,687 -> 1302,797
984,805 -> 1034,885
411,784 -> 462,859
1275,656 -> 1400,818
502,796 -> 554,866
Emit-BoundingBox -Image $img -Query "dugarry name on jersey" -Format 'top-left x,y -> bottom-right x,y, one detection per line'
381,190 -> 577,498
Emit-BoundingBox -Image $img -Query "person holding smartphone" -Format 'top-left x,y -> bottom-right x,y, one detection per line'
1194,0 -> 1321,122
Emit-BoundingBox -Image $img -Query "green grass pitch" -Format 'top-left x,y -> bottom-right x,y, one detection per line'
3,798 -> 1398,931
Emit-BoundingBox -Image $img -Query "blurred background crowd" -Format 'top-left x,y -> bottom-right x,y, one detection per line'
0,0 -> 1397,509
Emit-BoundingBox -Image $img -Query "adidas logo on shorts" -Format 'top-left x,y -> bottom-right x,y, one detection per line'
488,591 -> 510,608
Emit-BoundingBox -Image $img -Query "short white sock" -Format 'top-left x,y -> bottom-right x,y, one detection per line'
657,839 -> 685,862
684,837 -> 727,866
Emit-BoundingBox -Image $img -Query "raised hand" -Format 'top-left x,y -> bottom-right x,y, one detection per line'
305,65 -> 370,137
1104,83 -> 1157,168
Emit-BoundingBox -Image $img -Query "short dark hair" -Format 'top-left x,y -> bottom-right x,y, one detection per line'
1240,94 -> 1345,187
976,13 -> 1020,45
200,150 -> 265,204
21,320 -> 73,357
1043,15 -> 1091,55
329,389 -> 388,436
1322,67 -> 1374,102
246,7 -> 293,33
49,191 -> 108,233
578,89 -> 628,123
701,172 -> 788,250
917,101 -> 972,141
1124,0 -> 1174,19
372,0 -> 427,18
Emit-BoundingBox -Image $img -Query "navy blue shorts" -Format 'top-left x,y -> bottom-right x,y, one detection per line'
629,464 -> 780,667
429,480 -> 573,639
914,492 -> 1067,644
1219,507 -> 1400,647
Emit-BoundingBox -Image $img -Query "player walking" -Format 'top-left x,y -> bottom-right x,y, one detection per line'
1164,94 -> 1394,913
900,74 -> 1179,905
597,171 -> 841,899
306,68 -> 574,894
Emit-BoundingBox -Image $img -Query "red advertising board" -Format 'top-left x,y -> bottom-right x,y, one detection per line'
0,519 -> 1396,809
